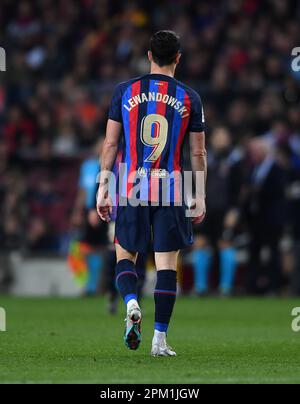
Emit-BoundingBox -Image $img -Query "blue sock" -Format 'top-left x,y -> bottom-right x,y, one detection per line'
115,259 -> 138,304
220,248 -> 237,293
154,270 -> 177,333
86,253 -> 103,294
192,249 -> 211,293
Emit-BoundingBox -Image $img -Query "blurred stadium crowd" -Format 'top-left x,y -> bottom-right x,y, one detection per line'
0,0 -> 300,295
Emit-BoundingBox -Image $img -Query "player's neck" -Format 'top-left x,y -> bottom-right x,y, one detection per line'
150,63 -> 175,78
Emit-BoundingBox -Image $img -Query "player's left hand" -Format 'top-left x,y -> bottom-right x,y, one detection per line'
190,197 -> 206,224
96,185 -> 113,223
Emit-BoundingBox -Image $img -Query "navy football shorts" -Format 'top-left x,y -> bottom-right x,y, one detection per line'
115,202 -> 193,253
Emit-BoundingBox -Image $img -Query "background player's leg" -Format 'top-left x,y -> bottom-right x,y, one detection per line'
135,253 -> 147,302
192,235 -> 211,296
151,251 -> 179,356
219,246 -> 237,296
105,249 -> 118,315
85,252 -> 103,296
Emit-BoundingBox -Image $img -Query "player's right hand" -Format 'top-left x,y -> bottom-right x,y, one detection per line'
96,186 -> 113,223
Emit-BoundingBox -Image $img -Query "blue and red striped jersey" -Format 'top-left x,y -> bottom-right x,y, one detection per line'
108,73 -> 205,202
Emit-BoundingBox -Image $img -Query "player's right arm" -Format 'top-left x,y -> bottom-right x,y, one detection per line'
97,119 -> 122,222
97,83 -> 123,222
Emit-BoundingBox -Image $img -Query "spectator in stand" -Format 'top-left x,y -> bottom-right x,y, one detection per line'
192,127 -> 243,296
52,122 -> 78,156
0,216 -> 22,251
243,138 -> 287,295
27,216 -> 56,252
285,147 -> 300,295
3,106 -> 36,157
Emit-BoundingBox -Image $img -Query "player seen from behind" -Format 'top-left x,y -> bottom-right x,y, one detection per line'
97,30 -> 207,356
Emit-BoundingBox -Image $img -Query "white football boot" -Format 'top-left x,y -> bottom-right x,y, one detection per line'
124,301 -> 142,350
151,330 -> 176,357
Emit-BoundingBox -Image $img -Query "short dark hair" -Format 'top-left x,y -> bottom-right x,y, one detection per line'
150,30 -> 180,67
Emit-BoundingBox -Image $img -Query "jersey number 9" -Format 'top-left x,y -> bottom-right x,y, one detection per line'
140,113 -> 168,162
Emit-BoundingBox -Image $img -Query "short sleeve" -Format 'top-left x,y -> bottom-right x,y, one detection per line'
189,92 -> 205,132
108,84 -> 123,123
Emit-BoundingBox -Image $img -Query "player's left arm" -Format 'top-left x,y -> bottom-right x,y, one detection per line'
97,119 -> 122,222
189,131 -> 207,224
188,90 -> 207,224
190,131 -> 207,183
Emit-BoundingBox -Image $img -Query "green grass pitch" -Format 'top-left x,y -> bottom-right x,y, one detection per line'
0,296 -> 300,384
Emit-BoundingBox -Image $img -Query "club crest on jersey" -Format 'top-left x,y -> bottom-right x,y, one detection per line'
138,167 -> 148,177
123,92 -> 190,118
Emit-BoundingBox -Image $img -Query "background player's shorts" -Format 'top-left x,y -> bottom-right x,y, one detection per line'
115,203 -> 193,253
81,209 -> 108,248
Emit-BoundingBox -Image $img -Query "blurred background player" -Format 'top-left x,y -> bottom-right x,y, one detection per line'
99,147 -> 147,314
72,139 -> 108,296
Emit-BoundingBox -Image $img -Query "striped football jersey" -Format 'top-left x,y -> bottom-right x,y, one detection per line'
108,73 -> 205,203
